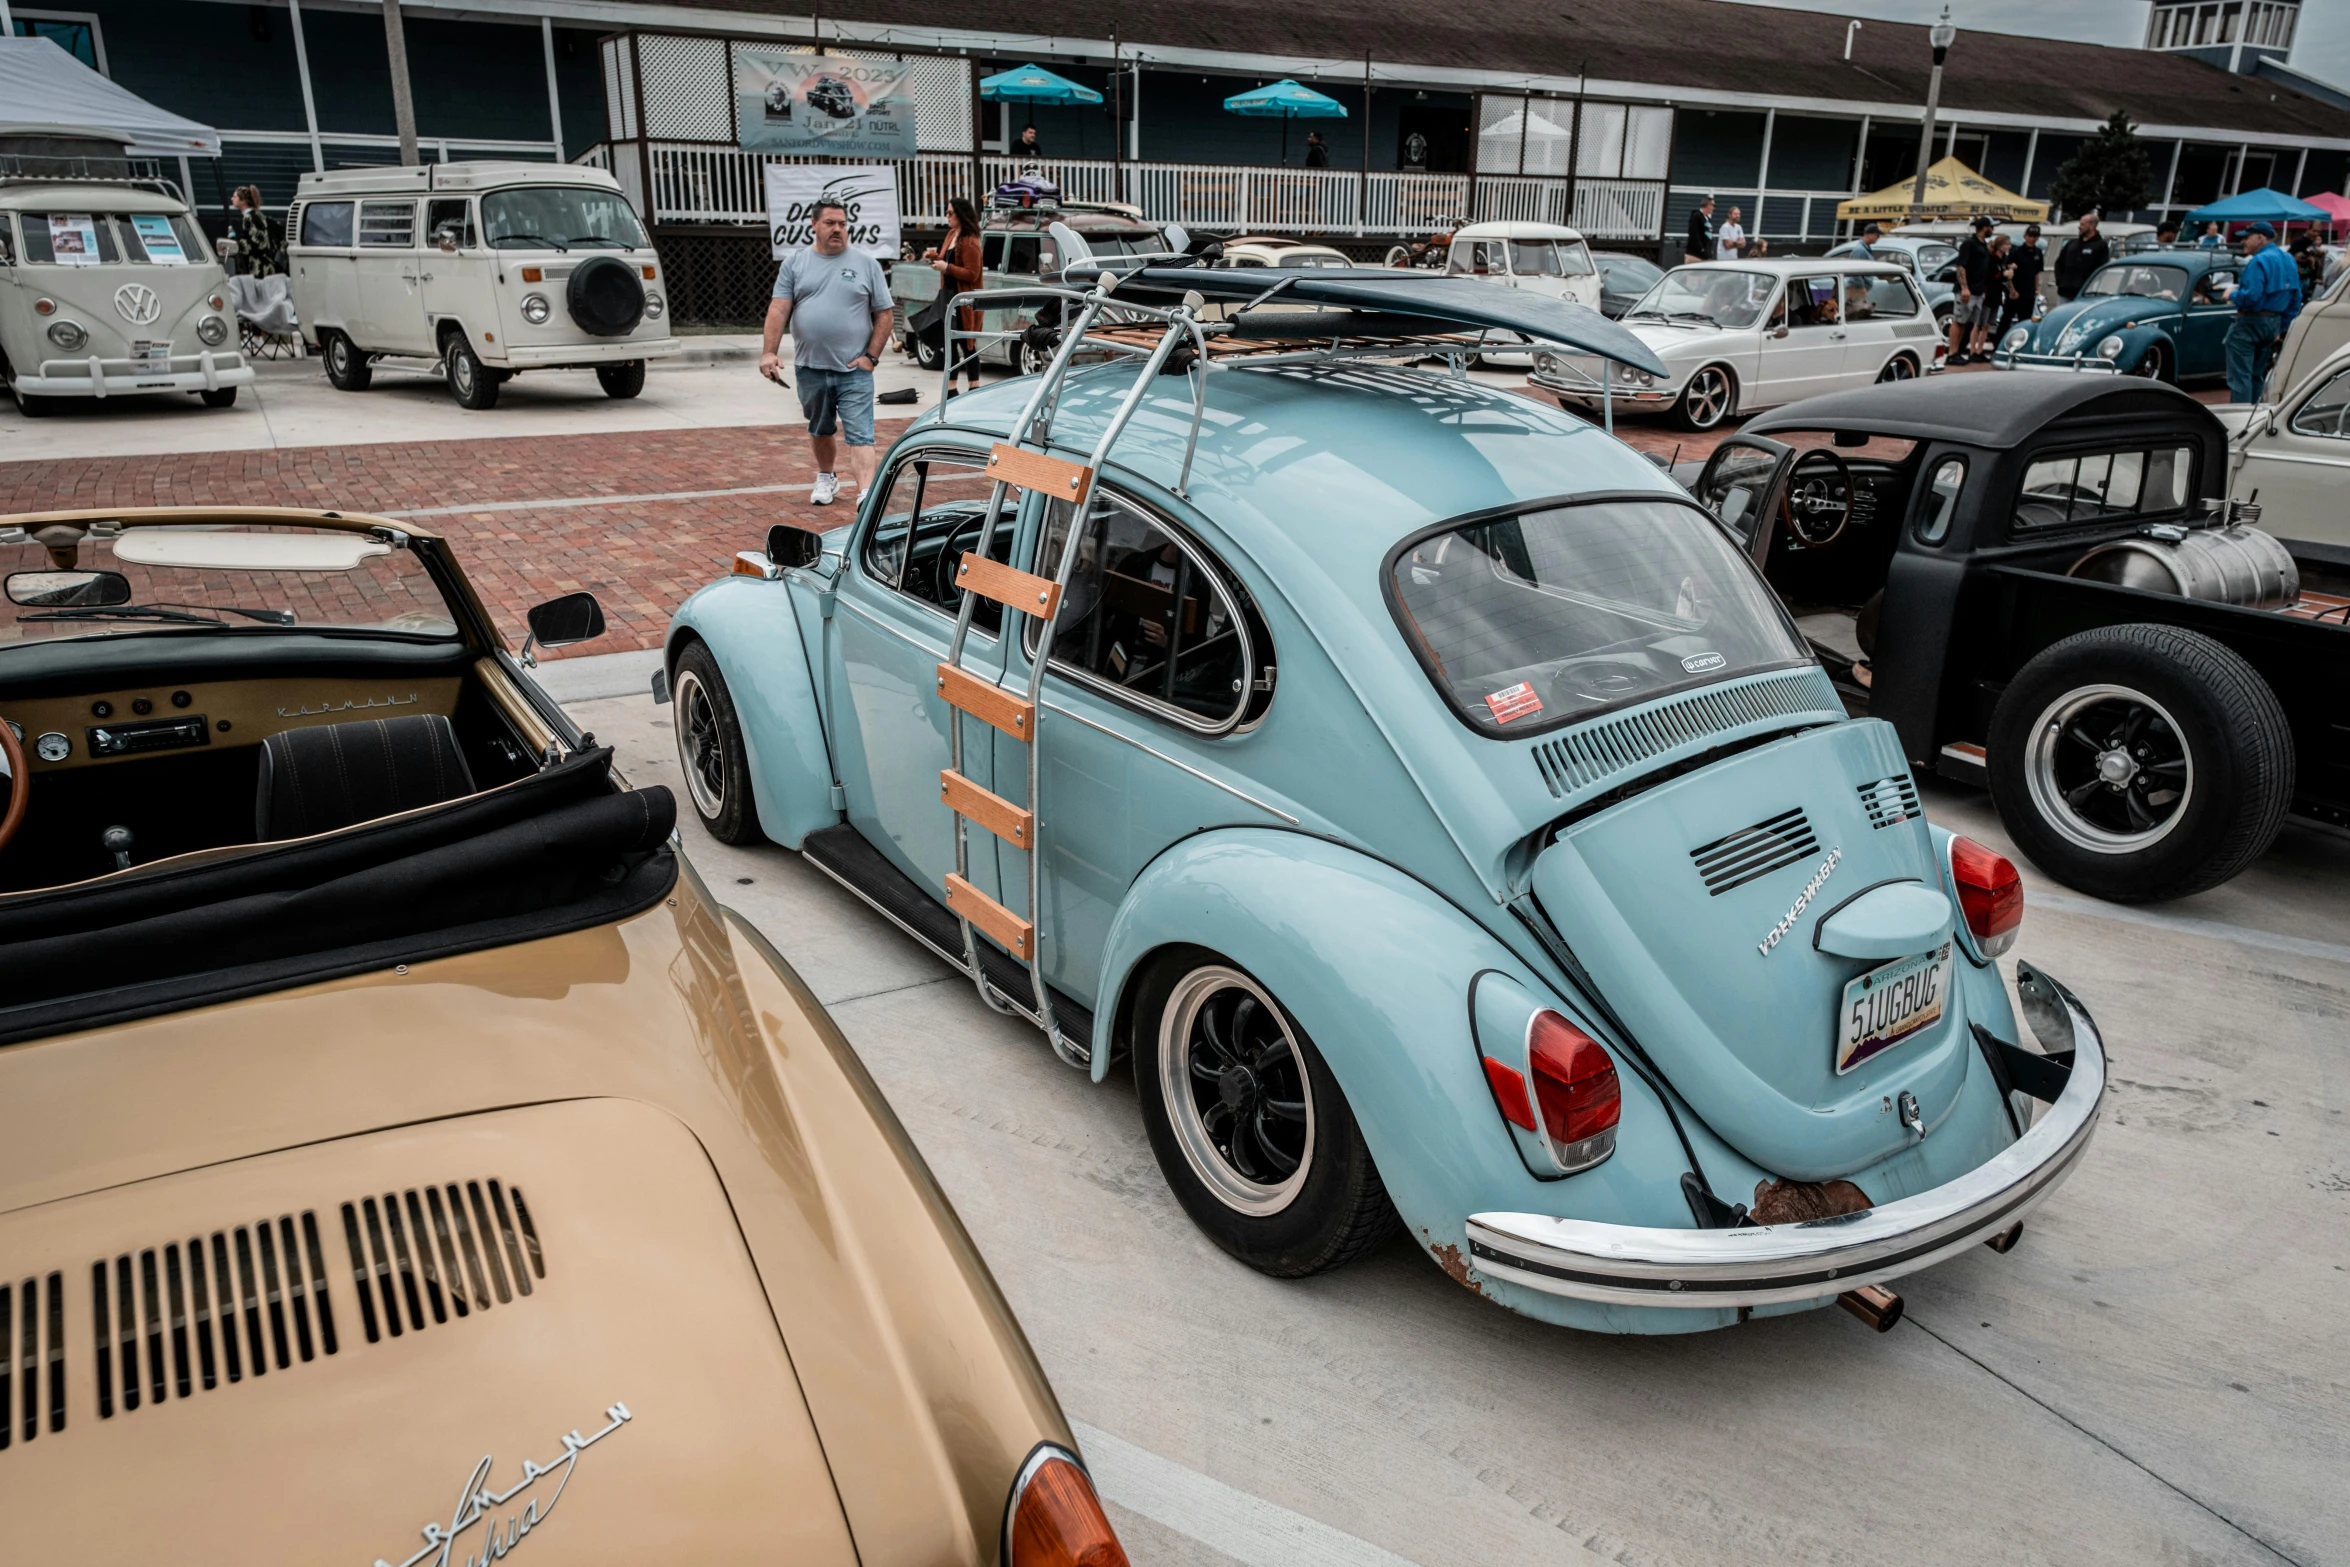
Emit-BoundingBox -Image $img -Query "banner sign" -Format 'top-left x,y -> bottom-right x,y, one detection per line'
735,49 -> 916,158
130,213 -> 189,265
48,213 -> 101,265
764,165 -> 900,261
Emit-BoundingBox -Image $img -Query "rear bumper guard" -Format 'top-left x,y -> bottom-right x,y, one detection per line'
1464,963 -> 2105,1309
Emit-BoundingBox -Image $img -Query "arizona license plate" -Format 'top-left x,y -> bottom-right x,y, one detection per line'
1837,943 -> 1953,1074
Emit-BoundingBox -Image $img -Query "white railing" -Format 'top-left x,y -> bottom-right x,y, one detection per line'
623,142 -> 1663,239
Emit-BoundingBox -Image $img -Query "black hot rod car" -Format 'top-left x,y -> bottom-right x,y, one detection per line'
1687,374 -> 2342,903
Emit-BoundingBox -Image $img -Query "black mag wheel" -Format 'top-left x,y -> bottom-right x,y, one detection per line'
670,642 -> 763,845
1988,624 -> 2291,902
1136,950 -> 1397,1277
1675,365 -> 1734,430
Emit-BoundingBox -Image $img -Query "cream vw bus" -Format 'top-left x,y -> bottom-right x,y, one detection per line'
1,178 -> 252,416
287,162 -> 677,411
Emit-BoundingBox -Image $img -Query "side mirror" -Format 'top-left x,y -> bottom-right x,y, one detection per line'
1771,325 -> 1789,339
6,569 -> 131,608
524,590 -> 605,652
767,524 -> 823,570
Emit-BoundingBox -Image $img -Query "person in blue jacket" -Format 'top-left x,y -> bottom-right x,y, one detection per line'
2227,221 -> 2304,404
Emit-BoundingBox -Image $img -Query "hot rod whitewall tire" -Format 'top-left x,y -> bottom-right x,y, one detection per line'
596,360 -> 647,399
1134,948 -> 1397,1277
1673,365 -> 1735,431
671,642 -> 764,845
1988,624 -> 2291,903
322,331 -> 372,391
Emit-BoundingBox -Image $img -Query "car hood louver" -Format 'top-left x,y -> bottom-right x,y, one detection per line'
0,1100 -> 859,1564
1530,721 -> 1968,1180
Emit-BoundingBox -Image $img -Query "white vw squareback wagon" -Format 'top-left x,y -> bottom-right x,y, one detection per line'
287,161 -> 678,410
1,175 -> 252,416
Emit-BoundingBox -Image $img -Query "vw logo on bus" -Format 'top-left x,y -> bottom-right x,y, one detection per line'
113,283 -> 162,325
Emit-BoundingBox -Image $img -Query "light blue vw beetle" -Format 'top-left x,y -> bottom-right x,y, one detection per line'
663,267 -> 2107,1334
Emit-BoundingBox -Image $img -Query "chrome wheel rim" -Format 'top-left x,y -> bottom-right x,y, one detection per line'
672,669 -> 728,821
2024,683 -> 2193,853
329,338 -> 352,376
1159,967 -> 1315,1216
449,348 -> 474,397
1684,367 -> 1730,427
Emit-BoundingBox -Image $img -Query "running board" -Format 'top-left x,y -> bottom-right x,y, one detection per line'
799,825 -> 1094,1045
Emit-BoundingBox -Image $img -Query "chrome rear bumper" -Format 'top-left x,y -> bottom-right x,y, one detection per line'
1465,964 -> 2105,1309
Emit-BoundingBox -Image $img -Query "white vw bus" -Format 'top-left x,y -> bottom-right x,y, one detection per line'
287,161 -> 678,410
0,177 -> 252,416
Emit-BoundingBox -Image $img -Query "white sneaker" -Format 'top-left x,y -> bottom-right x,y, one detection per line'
810,472 -> 840,506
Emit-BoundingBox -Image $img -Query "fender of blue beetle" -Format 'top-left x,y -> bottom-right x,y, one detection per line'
666,576 -> 841,849
1088,826 -> 1788,1329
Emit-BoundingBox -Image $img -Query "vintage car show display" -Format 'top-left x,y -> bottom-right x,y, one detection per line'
1,174 -> 253,416
1714,373 -> 2345,903
0,506 -> 1122,1564
1531,257 -> 1937,431
1991,249 -> 2246,382
286,161 -> 679,410
665,268 -> 2104,1336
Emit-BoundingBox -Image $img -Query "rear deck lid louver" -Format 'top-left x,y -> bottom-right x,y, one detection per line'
1689,807 -> 1821,895
342,1179 -> 543,1343
0,1272 -> 66,1448
1857,773 -> 1922,829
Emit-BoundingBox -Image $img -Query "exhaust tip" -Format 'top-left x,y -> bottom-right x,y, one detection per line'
1985,1221 -> 2024,1255
1838,1284 -> 1904,1332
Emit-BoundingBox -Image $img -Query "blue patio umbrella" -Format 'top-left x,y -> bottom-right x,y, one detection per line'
1223,78 -> 1346,166
2180,187 -> 2330,228
979,63 -> 1104,106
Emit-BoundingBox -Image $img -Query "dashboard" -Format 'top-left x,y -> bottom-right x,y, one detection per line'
6,675 -> 464,772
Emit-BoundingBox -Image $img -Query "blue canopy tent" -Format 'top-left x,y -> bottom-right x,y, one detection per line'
2180,187 -> 2330,229
1223,79 -> 1346,167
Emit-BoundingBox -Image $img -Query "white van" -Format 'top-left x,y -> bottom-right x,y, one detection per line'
287,161 -> 677,410
0,176 -> 253,416
1442,221 -> 1603,364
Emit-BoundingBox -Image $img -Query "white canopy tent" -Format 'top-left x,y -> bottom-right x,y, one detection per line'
0,36 -> 220,157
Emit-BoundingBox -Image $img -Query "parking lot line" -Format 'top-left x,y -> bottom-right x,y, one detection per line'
1071,1420 -> 1429,1567
2026,890 -> 2350,967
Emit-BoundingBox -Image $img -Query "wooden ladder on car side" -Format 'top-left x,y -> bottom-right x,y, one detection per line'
935,278 -> 1208,1068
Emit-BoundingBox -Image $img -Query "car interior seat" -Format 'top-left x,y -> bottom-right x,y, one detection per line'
255,713 -> 478,841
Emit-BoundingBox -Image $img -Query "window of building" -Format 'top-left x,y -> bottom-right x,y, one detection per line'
1476,96 -> 1573,176
1576,103 -> 1673,181
357,201 -> 416,248
1028,492 -> 1259,733
861,449 -> 1008,631
9,12 -> 106,74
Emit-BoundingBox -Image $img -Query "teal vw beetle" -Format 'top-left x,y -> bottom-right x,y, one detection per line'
1995,250 -> 2246,382
663,269 -> 2106,1334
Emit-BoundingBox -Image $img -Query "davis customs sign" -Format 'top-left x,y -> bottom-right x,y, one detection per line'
764,165 -> 900,260
735,49 -> 916,158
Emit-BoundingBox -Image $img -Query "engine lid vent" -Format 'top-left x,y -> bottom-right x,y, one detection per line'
93,1213 -> 339,1422
342,1179 -> 543,1344
0,1272 -> 65,1448
1857,773 -> 1922,830
1690,807 -> 1820,895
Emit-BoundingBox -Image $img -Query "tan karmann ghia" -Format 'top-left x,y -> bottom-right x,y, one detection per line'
0,508 -> 1125,1566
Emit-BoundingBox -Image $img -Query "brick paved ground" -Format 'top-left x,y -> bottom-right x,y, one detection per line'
0,424 -> 877,657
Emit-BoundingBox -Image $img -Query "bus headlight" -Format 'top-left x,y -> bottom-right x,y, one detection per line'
643,290 -> 665,320
520,293 -> 551,325
46,320 -> 87,350
197,315 -> 229,345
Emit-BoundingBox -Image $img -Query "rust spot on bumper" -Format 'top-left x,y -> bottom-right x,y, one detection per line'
1751,1177 -> 1872,1226
1431,1241 -> 1472,1285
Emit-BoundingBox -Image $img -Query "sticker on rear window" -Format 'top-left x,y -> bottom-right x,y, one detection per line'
1484,681 -> 1543,725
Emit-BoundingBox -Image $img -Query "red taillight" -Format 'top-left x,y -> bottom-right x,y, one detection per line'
1008,1453 -> 1128,1567
1482,1056 -> 1535,1130
1526,1011 -> 1620,1171
1949,835 -> 2023,957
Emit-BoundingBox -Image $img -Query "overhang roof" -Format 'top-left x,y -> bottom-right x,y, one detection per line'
685,0 -> 2350,142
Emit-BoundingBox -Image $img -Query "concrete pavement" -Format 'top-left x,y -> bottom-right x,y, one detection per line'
550,647 -> 2350,1567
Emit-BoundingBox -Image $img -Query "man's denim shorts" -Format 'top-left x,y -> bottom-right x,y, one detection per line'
797,366 -> 875,446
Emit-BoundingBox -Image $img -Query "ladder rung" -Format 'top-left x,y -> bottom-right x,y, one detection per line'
988,443 -> 1094,507
942,769 -> 1032,847
946,873 -> 1035,961
936,663 -> 1034,741
956,552 -> 1062,620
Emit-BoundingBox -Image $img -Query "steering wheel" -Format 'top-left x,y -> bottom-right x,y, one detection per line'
1780,450 -> 1855,548
932,516 -> 1004,606
0,719 -> 25,858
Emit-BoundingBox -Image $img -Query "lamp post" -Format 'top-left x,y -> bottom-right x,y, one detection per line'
1907,8 -> 1956,222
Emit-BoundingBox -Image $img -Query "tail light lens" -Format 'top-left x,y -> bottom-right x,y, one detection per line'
1006,1449 -> 1128,1567
1948,835 -> 2023,957
1527,1011 -> 1621,1172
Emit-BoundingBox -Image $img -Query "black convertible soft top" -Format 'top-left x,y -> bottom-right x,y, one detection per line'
1742,372 -> 2220,448
1111,266 -> 1674,378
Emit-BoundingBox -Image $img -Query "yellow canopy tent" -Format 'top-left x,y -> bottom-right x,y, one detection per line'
1837,157 -> 2049,223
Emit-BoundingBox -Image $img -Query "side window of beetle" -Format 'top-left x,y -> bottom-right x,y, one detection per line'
1029,492 -> 1261,731
2288,368 -> 2350,439
860,450 -> 1008,631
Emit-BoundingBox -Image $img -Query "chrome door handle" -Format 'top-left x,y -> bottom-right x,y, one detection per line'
419,273 -> 434,282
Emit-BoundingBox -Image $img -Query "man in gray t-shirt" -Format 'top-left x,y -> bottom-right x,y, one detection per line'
762,201 -> 895,506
